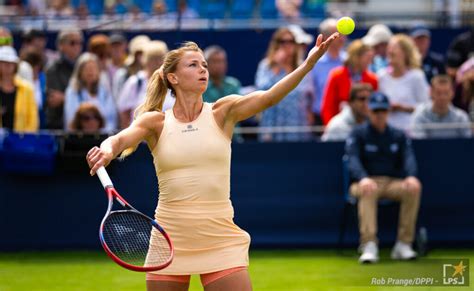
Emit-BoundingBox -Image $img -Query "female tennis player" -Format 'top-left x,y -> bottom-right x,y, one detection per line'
87,31 -> 339,291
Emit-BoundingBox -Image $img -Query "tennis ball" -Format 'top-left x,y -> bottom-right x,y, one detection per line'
336,17 -> 355,35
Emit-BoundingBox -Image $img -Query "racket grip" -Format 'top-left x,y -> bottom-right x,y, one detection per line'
97,166 -> 113,188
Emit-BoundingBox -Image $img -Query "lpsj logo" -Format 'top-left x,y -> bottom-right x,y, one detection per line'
443,261 -> 468,285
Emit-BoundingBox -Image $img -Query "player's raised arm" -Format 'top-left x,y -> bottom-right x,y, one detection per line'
223,32 -> 339,123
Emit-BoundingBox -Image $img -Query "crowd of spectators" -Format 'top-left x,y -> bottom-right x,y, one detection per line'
0,0 -> 325,19
0,20 -> 472,139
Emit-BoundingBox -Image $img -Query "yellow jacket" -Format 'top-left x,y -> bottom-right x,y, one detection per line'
12,77 -> 38,132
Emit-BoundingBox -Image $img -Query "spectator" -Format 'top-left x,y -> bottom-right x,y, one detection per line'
46,0 -> 74,17
410,75 -> 471,139
107,33 -> 128,91
113,34 -> 150,101
64,52 -> 117,132
118,40 -> 172,129
0,46 -> 38,132
362,24 -> 393,74
346,92 -> 421,264
409,25 -> 446,82
276,0 -> 302,20
21,48 -> 47,128
321,83 -> 371,141
255,27 -> 314,142
69,102 -> 105,134
87,34 -> 112,92
203,45 -> 241,103
0,26 -> 34,84
288,24 -> 314,58
321,39 -> 377,125
446,28 -> 473,79
310,18 -> 347,126
45,28 -> 83,129
453,57 -> 473,113
21,29 -> 59,67
378,34 -> 430,131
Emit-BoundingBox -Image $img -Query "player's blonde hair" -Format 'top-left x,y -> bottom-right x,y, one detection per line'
390,34 -> 421,69
121,41 -> 203,158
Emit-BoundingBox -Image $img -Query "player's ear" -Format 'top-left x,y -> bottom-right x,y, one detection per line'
167,73 -> 178,85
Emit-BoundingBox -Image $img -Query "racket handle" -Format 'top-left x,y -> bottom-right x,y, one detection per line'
97,166 -> 113,188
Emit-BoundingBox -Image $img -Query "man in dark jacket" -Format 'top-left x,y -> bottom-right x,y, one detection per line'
45,29 -> 83,129
346,92 -> 421,264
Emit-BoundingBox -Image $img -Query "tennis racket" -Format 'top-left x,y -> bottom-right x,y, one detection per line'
96,166 -> 173,272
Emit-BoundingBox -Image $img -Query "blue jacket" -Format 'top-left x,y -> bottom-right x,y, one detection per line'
345,122 -> 417,181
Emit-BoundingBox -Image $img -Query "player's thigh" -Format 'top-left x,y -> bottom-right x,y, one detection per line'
204,269 -> 252,291
147,280 -> 190,291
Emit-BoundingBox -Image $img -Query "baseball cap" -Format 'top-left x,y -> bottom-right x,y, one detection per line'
125,35 -> 151,66
362,24 -> 393,47
288,24 -> 314,45
368,92 -> 390,110
409,25 -> 431,38
0,46 -> 19,63
109,33 -> 127,44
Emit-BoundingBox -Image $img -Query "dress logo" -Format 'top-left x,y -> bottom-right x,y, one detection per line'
182,124 -> 199,133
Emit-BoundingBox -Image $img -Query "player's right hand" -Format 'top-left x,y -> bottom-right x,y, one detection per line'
86,146 -> 113,176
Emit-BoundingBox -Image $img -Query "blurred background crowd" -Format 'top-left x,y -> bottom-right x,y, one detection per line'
0,0 -> 472,142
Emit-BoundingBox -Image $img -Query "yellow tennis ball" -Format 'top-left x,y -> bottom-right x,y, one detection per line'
336,17 -> 355,35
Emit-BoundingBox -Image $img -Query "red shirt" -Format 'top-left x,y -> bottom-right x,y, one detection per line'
320,66 -> 378,125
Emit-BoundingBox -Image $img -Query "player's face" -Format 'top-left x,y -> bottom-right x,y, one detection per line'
172,51 -> 209,94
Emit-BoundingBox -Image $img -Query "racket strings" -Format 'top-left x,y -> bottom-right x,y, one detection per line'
102,212 -> 171,267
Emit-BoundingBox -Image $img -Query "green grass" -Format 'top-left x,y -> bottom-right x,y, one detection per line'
0,249 -> 472,291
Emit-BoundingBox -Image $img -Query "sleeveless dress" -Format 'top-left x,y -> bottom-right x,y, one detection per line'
147,102 -> 251,275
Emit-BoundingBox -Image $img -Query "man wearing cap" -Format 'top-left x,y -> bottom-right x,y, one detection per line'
0,46 -> 38,132
362,24 -> 393,74
107,33 -> 127,91
410,25 -> 446,82
345,92 -> 421,264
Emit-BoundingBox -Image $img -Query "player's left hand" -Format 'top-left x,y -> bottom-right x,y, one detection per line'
306,32 -> 340,67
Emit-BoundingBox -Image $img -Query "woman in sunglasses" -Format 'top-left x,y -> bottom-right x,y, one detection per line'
69,102 -> 105,134
255,27 -> 315,142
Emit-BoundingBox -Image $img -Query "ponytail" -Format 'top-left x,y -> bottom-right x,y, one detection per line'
120,67 -> 169,159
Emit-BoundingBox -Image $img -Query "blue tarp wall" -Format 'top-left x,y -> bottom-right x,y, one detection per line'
1,138 -> 473,250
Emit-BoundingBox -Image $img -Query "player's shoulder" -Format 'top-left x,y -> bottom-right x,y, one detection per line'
135,110 -> 165,126
212,94 -> 241,109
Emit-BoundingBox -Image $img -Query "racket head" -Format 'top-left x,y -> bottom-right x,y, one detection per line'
99,190 -> 173,272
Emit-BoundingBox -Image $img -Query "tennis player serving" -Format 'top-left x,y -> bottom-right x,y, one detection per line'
87,31 -> 339,291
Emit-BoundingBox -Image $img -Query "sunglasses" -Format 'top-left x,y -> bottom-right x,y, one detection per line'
354,97 -> 369,102
0,36 -> 13,46
277,39 -> 296,45
67,40 -> 83,46
372,109 -> 389,113
80,114 -> 100,121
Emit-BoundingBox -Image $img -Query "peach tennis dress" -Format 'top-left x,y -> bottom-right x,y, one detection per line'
147,102 -> 251,275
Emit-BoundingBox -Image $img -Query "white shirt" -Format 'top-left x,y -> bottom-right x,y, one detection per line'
378,68 -> 429,131
118,71 -> 175,119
